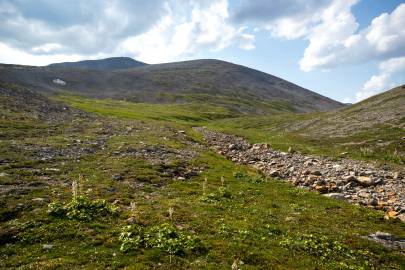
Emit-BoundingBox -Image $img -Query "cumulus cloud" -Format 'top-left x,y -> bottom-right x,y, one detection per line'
232,0 -> 333,40
119,0 -> 254,63
300,2 -> 405,71
0,42 -> 85,65
356,56 -> 405,101
0,0 -> 168,55
231,0 -> 405,101
0,0 -> 254,65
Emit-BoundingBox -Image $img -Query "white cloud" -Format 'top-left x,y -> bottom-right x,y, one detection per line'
299,0 -> 360,71
118,0 -> 254,64
356,56 -> 405,101
0,1 -> 168,55
300,2 -> 405,71
32,43 -> 63,54
238,0 -> 405,102
0,42 -> 84,66
0,0 -> 254,65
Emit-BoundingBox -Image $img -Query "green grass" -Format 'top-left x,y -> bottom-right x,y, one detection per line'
57,94 -> 404,166
1,94 -> 404,269
205,115 -> 404,166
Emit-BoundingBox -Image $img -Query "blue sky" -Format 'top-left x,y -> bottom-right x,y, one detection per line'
0,0 -> 404,103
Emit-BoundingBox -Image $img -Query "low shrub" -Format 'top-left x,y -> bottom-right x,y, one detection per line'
48,196 -> 118,221
280,234 -> 373,269
200,187 -> 232,203
119,223 -> 206,257
233,171 -> 266,183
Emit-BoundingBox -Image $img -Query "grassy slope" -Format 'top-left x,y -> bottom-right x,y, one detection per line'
1,93 -> 404,269
58,93 -> 404,166
205,86 -> 405,166
0,59 -> 343,113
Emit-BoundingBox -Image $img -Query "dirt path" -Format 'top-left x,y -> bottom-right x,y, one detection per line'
195,127 -> 405,222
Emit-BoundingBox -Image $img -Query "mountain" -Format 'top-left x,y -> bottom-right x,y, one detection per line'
47,57 -> 147,70
286,85 -> 405,137
0,58 -> 343,113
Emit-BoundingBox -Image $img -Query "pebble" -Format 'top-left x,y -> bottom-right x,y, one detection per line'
367,232 -> 405,249
112,174 -> 124,181
323,193 -> 346,200
42,244 -> 54,250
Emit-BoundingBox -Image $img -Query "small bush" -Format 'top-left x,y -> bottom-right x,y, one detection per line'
48,196 -> 118,221
200,187 -> 232,203
233,171 -> 265,183
233,171 -> 246,179
119,223 -> 205,256
280,234 -> 372,268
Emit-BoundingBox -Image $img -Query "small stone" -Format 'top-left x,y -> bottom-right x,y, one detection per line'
374,178 -> 384,185
112,174 -> 124,181
285,216 -> 294,222
269,170 -> 280,177
397,214 -> 405,222
311,170 -> 322,176
386,210 -> 398,219
314,185 -> 328,193
358,191 -> 371,198
307,175 -> 320,182
314,179 -> 326,185
369,198 -> 379,206
42,244 -> 54,250
344,175 -> 357,182
126,217 -> 137,224
323,193 -> 346,200
45,168 -> 60,172
32,197 -> 45,203
228,144 -> 236,150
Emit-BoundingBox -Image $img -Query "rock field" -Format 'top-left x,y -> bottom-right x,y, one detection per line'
196,127 -> 405,222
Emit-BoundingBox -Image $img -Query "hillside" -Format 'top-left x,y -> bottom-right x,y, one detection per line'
1,85 -> 404,269
0,58 -> 343,113
47,57 -> 147,70
205,85 -> 405,165
285,85 -> 405,136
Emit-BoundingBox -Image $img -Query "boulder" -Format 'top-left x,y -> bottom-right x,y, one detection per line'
269,170 -> 280,177
323,193 -> 346,200
356,176 -> 375,187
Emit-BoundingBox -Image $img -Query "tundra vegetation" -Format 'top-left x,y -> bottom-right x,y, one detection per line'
0,84 -> 404,269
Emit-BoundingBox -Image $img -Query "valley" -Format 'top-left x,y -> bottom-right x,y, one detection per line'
0,59 -> 404,269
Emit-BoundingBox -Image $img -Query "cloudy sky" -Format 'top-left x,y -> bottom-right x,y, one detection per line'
0,0 -> 404,103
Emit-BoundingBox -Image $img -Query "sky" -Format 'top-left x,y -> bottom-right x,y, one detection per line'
0,0 -> 404,103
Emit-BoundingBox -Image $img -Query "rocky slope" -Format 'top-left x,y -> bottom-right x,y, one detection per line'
285,85 -> 405,137
197,128 -> 405,222
0,82 -> 85,123
0,58 -> 344,113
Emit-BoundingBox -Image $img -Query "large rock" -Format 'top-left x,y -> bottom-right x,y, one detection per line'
356,176 -> 375,187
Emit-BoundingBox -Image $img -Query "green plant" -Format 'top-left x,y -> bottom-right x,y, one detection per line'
233,171 -> 265,183
119,223 -> 205,257
200,187 -> 232,203
48,196 -> 118,221
280,234 -> 372,269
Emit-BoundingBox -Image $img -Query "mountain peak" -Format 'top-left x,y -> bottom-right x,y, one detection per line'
47,57 -> 147,71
